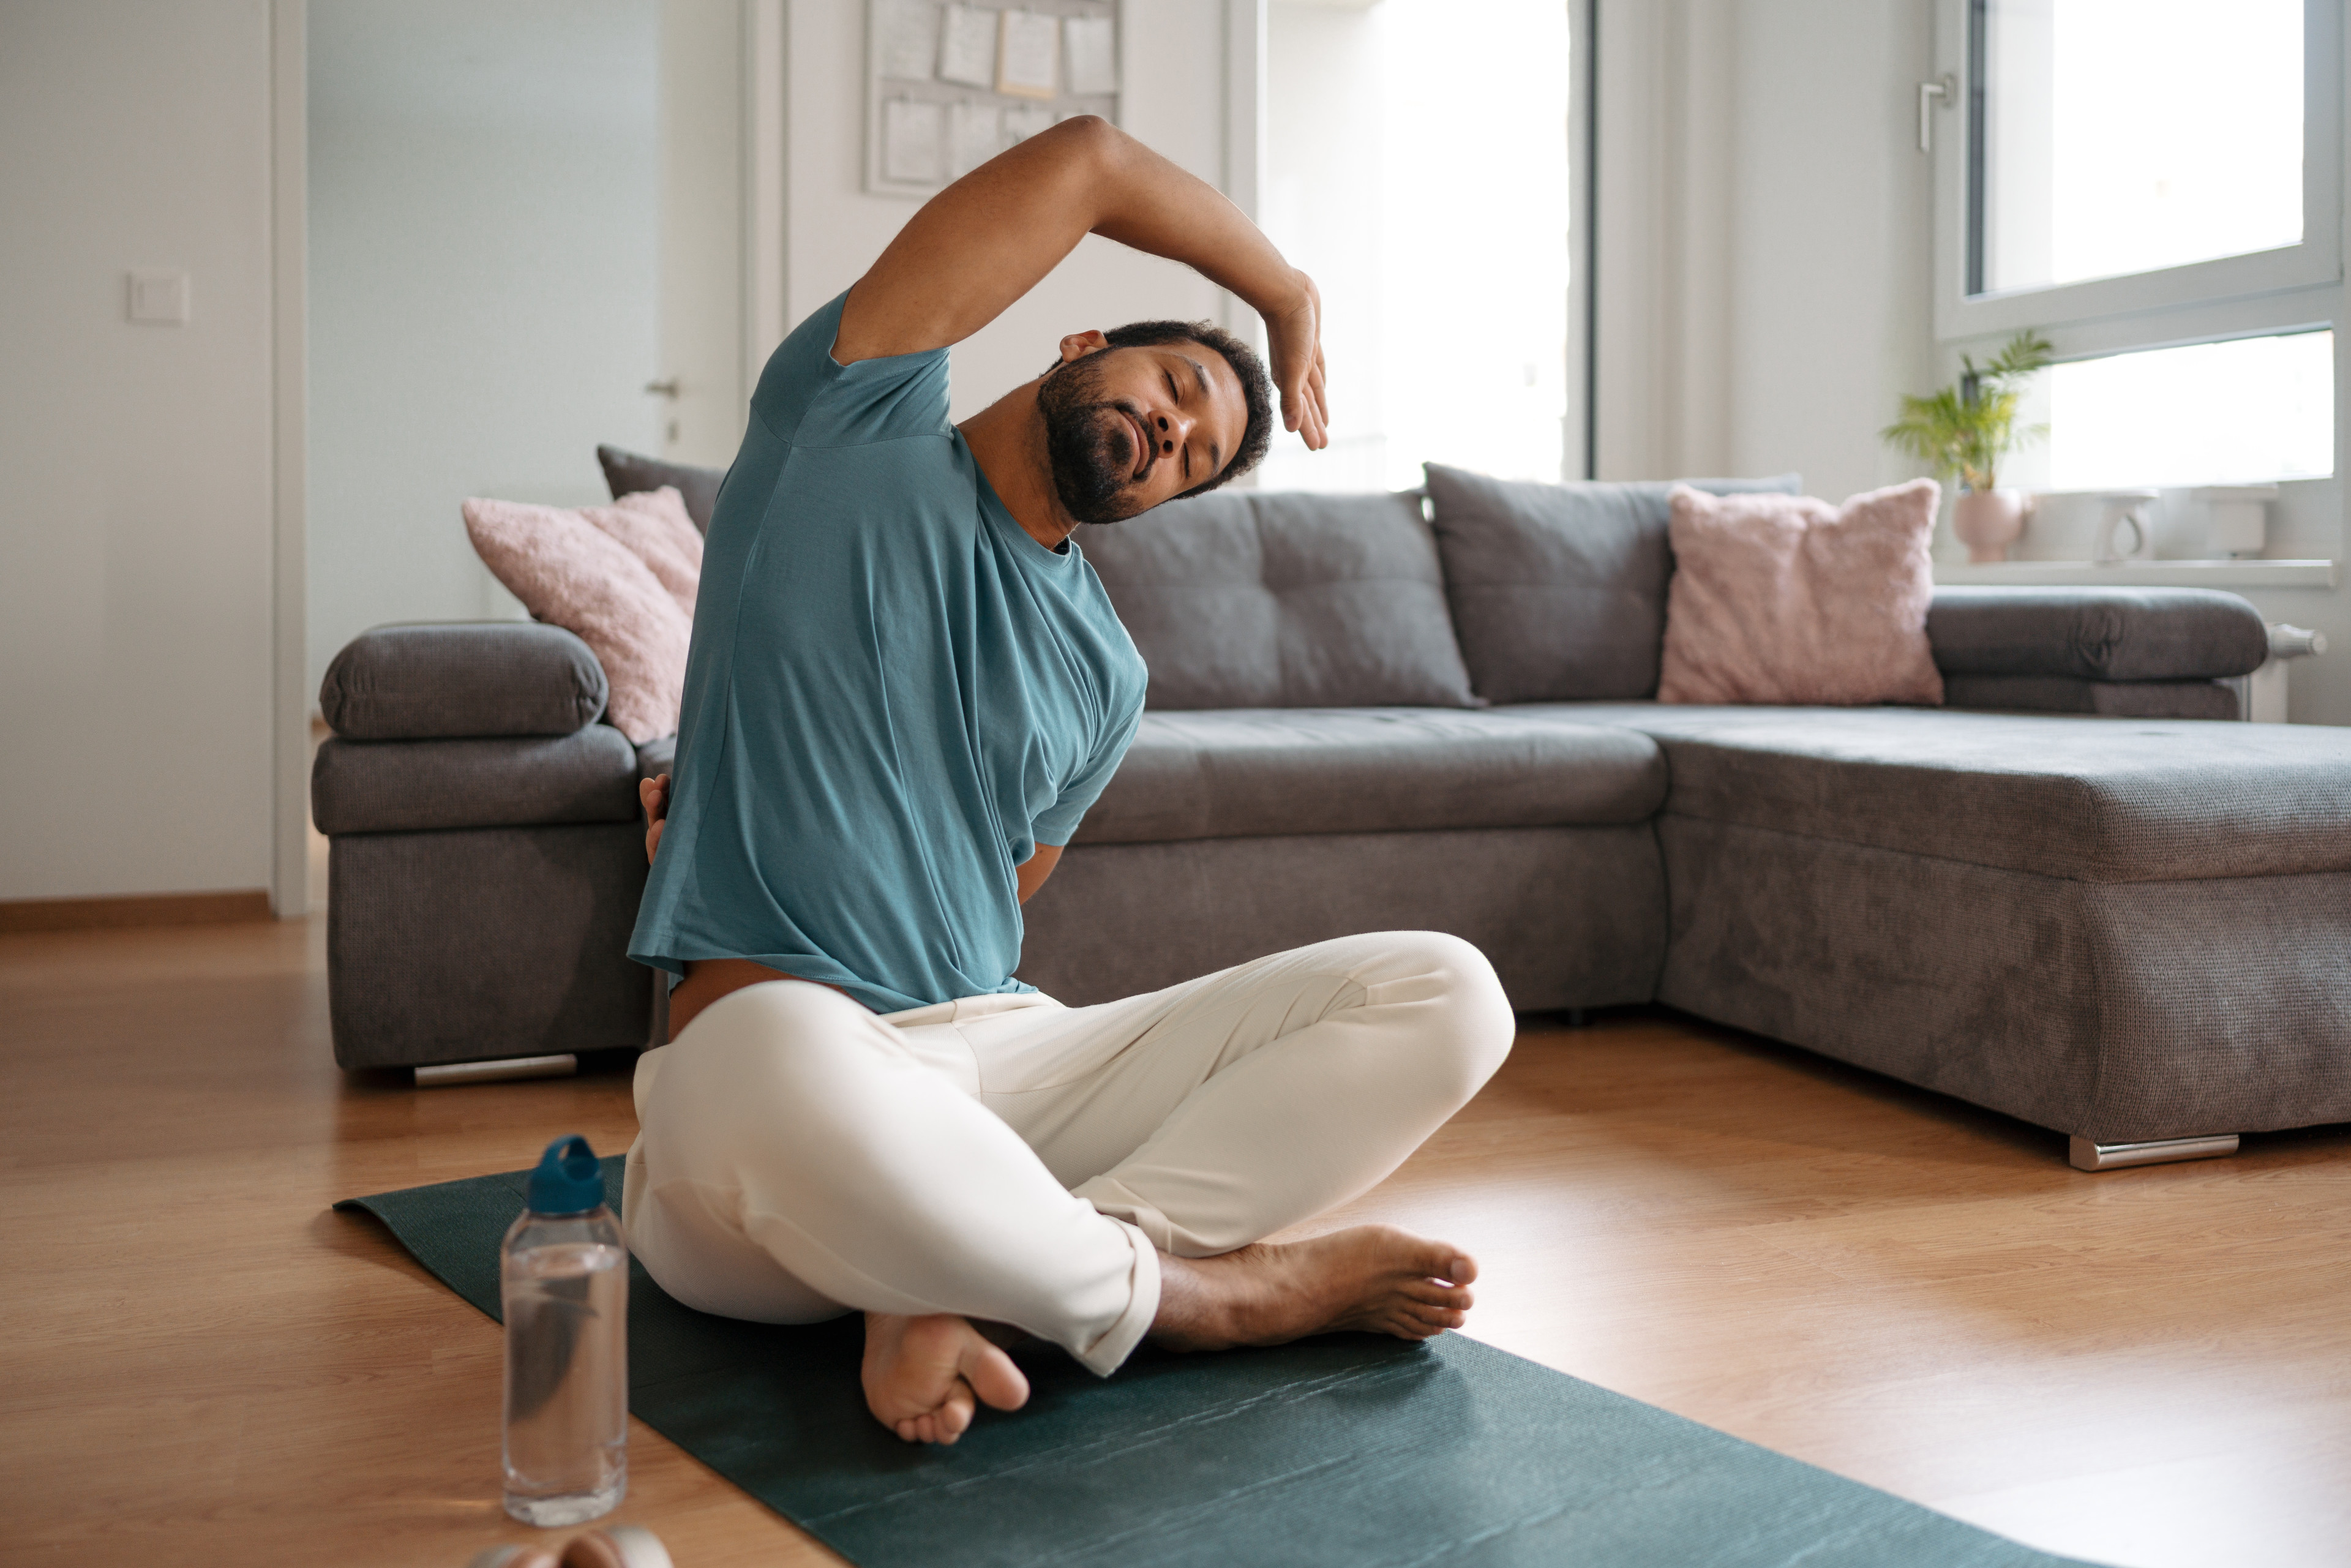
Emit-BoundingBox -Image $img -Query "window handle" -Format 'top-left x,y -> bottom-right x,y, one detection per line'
1918,73 -> 1955,154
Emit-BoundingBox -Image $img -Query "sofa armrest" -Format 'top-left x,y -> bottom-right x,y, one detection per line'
320,622 -> 608,740
312,727 -> 640,836
1927,587 -> 2268,682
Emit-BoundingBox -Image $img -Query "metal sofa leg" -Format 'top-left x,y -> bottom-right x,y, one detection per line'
2068,1133 -> 2240,1171
414,1054 -> 579,1088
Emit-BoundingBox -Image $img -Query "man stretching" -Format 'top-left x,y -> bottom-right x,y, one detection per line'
626,117 -> 1513,1445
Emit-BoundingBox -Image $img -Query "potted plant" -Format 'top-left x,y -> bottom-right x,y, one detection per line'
1881,331 -> 2053,563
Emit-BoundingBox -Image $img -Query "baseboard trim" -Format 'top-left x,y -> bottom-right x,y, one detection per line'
0,890 -> 276,934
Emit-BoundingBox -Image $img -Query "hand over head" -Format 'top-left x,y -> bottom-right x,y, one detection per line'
1264,271 -> 1329,451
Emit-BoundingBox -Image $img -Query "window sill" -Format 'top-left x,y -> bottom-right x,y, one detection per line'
1933,558 -> 2338,590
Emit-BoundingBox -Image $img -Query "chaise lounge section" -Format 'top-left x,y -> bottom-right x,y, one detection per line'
312,465 -> 2350,1170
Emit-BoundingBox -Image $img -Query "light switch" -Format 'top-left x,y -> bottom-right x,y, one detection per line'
127,270 -> 190,325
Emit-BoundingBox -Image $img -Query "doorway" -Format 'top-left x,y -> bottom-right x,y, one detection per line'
304,0 -> 745,701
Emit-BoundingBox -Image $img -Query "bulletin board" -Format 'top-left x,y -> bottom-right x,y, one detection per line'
865,0 -> 1123,200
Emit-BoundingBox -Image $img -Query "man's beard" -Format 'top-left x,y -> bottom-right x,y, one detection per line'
1037,354 -> 1152,525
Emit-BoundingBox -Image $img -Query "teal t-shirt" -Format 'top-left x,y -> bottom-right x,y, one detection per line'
628,293 -> 1146,1013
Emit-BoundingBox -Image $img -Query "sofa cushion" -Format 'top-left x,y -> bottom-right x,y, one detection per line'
1071,708 -> 1667,845
463,495 -> 693,744
311,726 -> 641,836
1422,465 -> 1802,703
1927,586 -> 2270,680
1941,675 -> 2241,721
1526,702 -> 2351,882
590,487 -> 703,619
1078,489 -> 1479,710
598,444 -> 725,532
320,623 -> 608,740
1657,479 -> 1943,707
636,733 -> 677,784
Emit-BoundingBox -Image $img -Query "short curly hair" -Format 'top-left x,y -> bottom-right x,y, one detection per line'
1081,320 -> 1275,498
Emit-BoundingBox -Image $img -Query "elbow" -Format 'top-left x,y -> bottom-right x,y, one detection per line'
1036,112 -> 1127,182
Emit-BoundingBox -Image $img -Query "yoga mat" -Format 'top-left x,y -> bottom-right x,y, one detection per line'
340,1160 -> 2101,1568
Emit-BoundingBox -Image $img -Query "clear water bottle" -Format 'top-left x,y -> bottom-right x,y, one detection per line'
501,1135 -> 628,1526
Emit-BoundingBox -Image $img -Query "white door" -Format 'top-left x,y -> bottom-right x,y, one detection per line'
656,0 -> 749,469
307,0 -> 746,698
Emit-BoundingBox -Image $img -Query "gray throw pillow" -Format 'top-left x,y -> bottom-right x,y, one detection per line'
1081,489 -> 1480,710
596,444 -> 726,533
1423,463 -> 1802,702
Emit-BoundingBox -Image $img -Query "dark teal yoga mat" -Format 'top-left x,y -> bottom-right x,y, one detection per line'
339,1159 -> 2099,1567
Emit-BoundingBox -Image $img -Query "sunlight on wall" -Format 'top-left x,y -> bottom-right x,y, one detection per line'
1261,0 -> 1570,492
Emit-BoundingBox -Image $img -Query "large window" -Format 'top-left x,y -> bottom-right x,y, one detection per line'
2045,329 -> 2334,490
1259,0 -> 1573,492
1974,0 -> 2305,295
1935,0 -> 2343,505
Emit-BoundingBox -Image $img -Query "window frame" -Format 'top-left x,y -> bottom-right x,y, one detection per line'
1933,0 -> 2344,345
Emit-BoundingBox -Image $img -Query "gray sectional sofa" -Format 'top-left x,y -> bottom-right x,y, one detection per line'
312,462 -> 2351,1170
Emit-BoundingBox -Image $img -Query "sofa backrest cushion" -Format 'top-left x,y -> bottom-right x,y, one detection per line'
1423,464 -> 1802,702
598,444 -> 725,533
1079,489 -> 1479,710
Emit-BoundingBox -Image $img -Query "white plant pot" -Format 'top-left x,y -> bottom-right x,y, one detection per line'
1952,489 -> 2030,563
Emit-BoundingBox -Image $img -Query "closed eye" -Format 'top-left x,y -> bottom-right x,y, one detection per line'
1164,370 -> 1190,479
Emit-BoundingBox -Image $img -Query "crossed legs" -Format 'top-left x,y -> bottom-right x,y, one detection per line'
624,931 -> 1514,1441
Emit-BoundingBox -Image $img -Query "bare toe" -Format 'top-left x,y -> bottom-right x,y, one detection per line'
961,1339 -> 1031,1414
932,1379 -> 977,1442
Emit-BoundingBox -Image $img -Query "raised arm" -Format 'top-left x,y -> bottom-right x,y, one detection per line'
835,116 -> 1327,449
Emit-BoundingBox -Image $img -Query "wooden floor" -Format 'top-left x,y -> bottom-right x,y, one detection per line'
5,918 -> 2348,1567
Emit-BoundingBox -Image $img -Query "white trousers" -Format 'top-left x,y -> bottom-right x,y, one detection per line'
623,931 -> 1515,1376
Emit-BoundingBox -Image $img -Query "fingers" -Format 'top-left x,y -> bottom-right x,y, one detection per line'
641,775 -> 672,865
1283,345 -> 1329,451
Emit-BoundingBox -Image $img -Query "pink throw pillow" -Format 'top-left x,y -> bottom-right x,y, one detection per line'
594,487 -> 703,619
1658,478 -> 1944,707
462,497 -> 694,743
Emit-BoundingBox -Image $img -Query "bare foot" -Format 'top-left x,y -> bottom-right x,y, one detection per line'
1149,1225 -> 1476,1352
860,1311 -> 1031,1444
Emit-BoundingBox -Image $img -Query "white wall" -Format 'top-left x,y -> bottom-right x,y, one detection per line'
1720,0 -> 1935,500
778,0 -> 1232,423
0,1 -> 280,901
1593,0 -> 1932,500
305,1 -> 665,703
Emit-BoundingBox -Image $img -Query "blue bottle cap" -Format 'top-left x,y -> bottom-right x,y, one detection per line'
527,1134 -> 605,1216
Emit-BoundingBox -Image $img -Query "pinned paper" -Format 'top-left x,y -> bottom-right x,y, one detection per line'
948,101 -> 1004,177
882,99 -> 945,184
996,9 -> 1059,99
1004,103 -> 1057,143
938,5 -> 997,88
879,0 -> 939,80
1063,15 -> 1115,95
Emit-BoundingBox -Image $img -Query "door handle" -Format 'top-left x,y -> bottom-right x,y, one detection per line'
643,378 -> 681,399
1918,73 -> 1955,153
